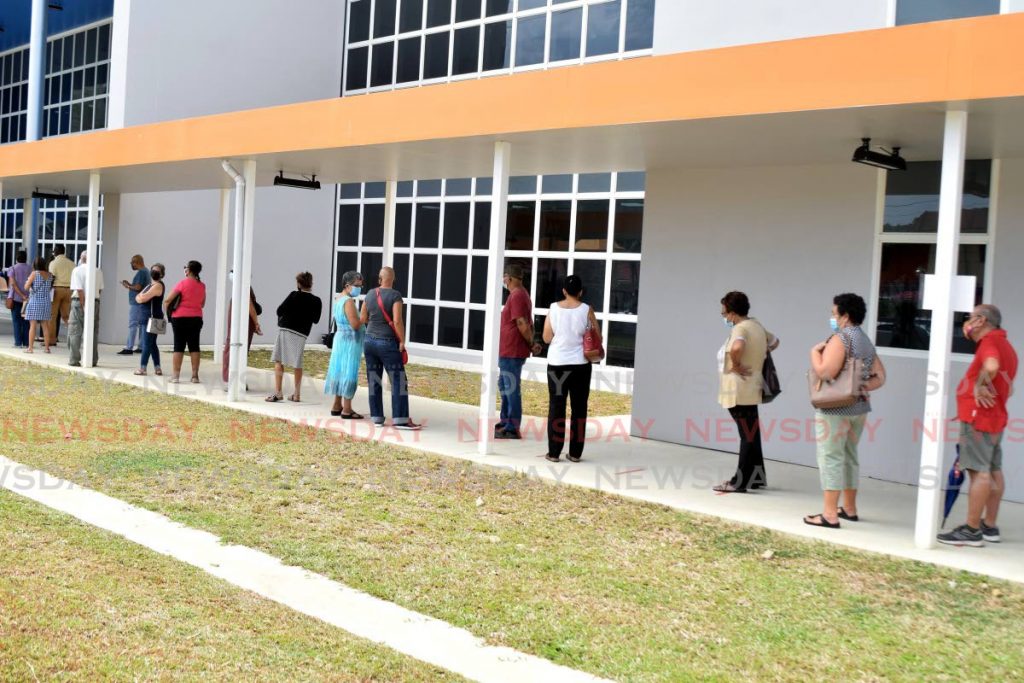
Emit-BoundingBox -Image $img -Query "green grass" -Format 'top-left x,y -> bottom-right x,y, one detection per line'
4,357 -> 1024,681
200,348 -> 633,417
0,490 -> 461,682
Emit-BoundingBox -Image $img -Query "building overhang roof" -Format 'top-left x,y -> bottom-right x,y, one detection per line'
2,13 -> 1024,196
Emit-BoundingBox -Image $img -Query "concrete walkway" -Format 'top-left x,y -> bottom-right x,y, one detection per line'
2,343 -> 1023,585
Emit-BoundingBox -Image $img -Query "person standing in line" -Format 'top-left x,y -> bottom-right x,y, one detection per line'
118,254 -> 150,355
23,257 -> 55,354
325,271 -> 366,418
134,263 -> 166,376
47,245 -> 75,347
165,260 -> 206,384
805,293 -> 886,529
68,251 -> 104,367
267,272 -> 322,403
542,274 -> 601,462
360,266 -> 420,430
221,281 -> 262,385
7,250 -> 31,348
496,263 -> 541,439
714,291 -> 779,493
939,304 -> 1017,547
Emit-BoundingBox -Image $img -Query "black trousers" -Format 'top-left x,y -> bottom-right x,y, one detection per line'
728,404 -> 767,489
547,363 -> 592,459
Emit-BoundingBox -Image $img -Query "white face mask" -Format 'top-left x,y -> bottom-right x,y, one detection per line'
723,317 -> 734,328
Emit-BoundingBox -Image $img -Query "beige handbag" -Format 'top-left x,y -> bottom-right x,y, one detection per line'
808,332 -> 863,410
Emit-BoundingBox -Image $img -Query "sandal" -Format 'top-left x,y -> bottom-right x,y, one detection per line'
265,394 -> 283,402
712,480 -> 747,494
133,369 -> 147,376
803,513 -> 840,529
155,368 -> 163,376
288,395 -> 301,403
838,507 -> 859,522
341,412 -> 364,420
190,376 -> 200,384
330,410 -> 342,417
545,454 -> 561,463
169,376 -> 181,384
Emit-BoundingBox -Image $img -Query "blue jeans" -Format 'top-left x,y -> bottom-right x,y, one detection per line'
10,300 -> 28,347
140,330 -> 161,370
364,336 -> 410,425
498,356 -> 526,433
126,306 -> 148,350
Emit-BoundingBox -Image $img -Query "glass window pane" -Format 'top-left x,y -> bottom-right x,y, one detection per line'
365,182 -> 386,198
93,98 -> 106,129
371,42 -> 395,88
86,28 -> 98,64
473,203 -> 491,249
578,173 -> 611,193
883,160 -> 990,234
896,0 -> 999,25
573,259 -> 605,313
360,252 -> 384,289
625,0 -> 655,51
427,0 -> 453,27
374,0 -> 397,38
408,304 -> 434,344
337,205 -> 360,246
96,64 -> 108,95
609,260 -> 640,314
440,255 -> 468,301
519,0 -> 545,9
607,321 -> 636,367
415,203 -> 441,247
476,177 -> 493,195
398,180 -> 415,197
438,307 -> 465,348
468,309 -> 486,350
506,201 -> 535,250
482,20 -> 512,71
395,203 -> 413,246
397,37 -> 422,83
424,32 -> 450,79
74,32 -> 86,67
470,255 -> 488,304
393,253 -> 410,292
550,8 -> 582,62
575,199 -> 609,251
613,199 -> 643,253
70,102 -> 82,133
346,46 -> 369,91
876,243 -> 986,353
455,0 -> 482,22
452,26 -> 480,75
340,183 -> 362,199
98,24 -> 110,61
587,0 -> 621,57
538,200 -> 571,251
349,0 -> 371,42
542,174 -> 573,193
412,254 -> 439,299
400,0 -> 425,32
418,179 -> 443,196
363,204 -> 385,246
509,175 -> 536,194
335,251 -> 358,290
443,202 -> 471,248
446,178 -> 472,195
485,0 -> 513,16
536,258 -> 568,309
62,36 -> 74,70
515,14 -> 546,67
617,171 -> 646,192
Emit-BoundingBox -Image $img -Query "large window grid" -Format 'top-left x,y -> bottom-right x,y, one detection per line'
37,195 -> 105,266
0,199 -> 25,271
0,48 -> 29,144
335,172 -> 643,367
43,20 -> 112,137
343,0 -> 655,94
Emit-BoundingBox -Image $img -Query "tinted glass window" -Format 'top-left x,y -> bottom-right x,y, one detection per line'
625,0 -> 655,51
516,14 -> 546,67
587,0 -> 621,57
349,0 -> 371,42
550,8 -> 582,62
896,0 -> 1000,25
424,32 -> 450,79
452,26 -> 480,75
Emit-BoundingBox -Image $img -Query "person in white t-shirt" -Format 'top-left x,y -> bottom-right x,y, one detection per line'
68,251 -> 104,367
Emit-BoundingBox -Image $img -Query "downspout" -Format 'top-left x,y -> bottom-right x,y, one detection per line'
222,161 -> 246,402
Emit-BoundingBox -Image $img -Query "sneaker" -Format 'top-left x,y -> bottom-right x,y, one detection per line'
981,522 -> 1001,543
134,348 -> 143,354
116,349 -> 134,355
937,524 -> 984,548
394,421 -> 421,431
495,429 -> 521,440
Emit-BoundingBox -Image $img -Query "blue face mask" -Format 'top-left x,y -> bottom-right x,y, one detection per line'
723,317 -> 734,328
349,286 -> 362,297
830,317 -> 840,333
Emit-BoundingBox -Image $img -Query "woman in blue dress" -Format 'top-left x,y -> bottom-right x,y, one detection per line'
325,271 -> 366,418
23,257 -> 54,354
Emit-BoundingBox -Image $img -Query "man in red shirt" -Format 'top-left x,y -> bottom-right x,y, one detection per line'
496,264 -> 541,439
939,304 -> 1018,547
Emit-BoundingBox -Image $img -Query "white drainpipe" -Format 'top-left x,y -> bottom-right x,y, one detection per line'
222,161 -> 246,402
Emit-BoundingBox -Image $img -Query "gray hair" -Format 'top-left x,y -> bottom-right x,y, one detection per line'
974,304 -> 1002,329
341,270 -> 363,288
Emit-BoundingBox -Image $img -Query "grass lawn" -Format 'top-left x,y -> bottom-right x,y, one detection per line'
0,490 -> 460,682
4,357 -> 1024,681
200,348 -> 632,417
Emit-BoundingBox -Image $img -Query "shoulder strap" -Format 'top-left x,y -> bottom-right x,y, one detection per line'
376,289 -> 399,336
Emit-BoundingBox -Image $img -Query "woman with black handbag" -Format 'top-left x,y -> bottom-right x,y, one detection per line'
134,263 -> 166,376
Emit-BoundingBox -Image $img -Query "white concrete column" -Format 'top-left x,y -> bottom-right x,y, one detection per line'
213,189 -> 231,370
83,172 -> 101,368
382,180 -> 398,267
478,142 -> 511,455
914,110 -> 968,549
26,0 -> 46,141
236,160 -> 257,397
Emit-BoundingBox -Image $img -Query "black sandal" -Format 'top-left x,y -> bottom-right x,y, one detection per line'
804,513 -> 840,529
341,412 -> 364,420
838,507 -> 859,522
330,410 -> 342,417
265,394 -> 283,403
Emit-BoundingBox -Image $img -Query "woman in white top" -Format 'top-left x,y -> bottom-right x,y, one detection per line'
542,274 -> 602,462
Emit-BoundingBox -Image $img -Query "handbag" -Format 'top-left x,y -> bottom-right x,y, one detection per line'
147,317 -> 167,335
376,289 -> 409,365
322,309 -> 336,349
761,350 -> 782,403
807,331 -> 864,410
583,318 -> 605,363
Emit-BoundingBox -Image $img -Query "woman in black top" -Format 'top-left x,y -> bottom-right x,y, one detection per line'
134,263 -> 165,376
267,271 -> 322,402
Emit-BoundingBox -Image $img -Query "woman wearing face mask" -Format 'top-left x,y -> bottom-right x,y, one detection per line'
715,291 -> 779,492
805,293 -> 886,528
134,263 -> 165,376
324,271 -> 366,418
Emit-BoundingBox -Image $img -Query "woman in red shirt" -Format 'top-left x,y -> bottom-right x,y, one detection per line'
165,260 -> 206,383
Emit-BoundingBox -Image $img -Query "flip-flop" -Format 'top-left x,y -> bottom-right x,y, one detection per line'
265,395 -> 283,403
288,395 -> 301,403
330,410 -> 342,417
804,513 -> 840,529
838,507 -> 859,522
341,412 -> 364,420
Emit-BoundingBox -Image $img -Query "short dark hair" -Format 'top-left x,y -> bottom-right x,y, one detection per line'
721,291 -> 750,317
504,263 -> 526,281
186,260 -> 202,279
563,274 -> 584,297
151,263 -> 165,281
15,250 -> 26,263
833,293 -> 866,325
53,244 -> 65,256
32,256 -> 47,271
296,271 -> 313,290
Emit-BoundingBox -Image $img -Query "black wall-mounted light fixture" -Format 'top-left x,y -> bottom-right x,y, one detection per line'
273,171 -> 321,190
852,138 -> 906,171
32,189 -> 70,201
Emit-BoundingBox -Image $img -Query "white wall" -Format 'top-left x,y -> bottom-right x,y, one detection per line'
633,161 -> 1024,502
654,0 -> 890,54
1007,0 -> 1024,13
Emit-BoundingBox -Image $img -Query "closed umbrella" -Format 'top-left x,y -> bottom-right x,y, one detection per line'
941,445 -> 965,529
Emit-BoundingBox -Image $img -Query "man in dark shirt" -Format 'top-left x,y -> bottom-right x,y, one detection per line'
496,264 -> 541,439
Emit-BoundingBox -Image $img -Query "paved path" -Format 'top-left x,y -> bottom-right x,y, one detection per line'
2,344 -> 1023,585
